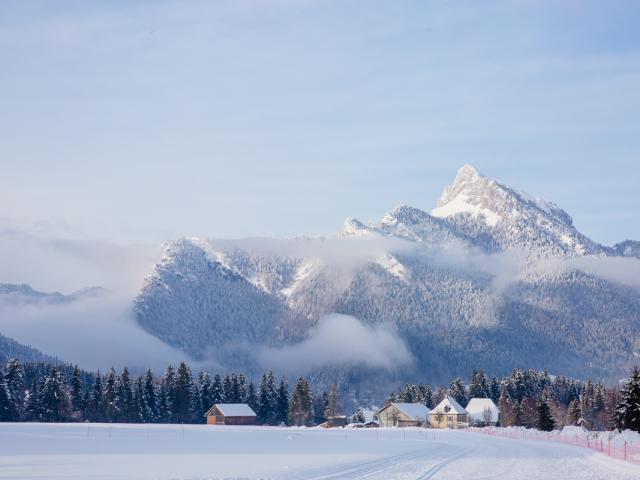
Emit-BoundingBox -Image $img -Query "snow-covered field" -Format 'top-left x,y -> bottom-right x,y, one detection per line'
0,423 -> 638,480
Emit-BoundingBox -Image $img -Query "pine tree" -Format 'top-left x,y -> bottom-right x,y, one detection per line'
141,369 -> 158,423
39,367 -> 70,422
133,376 -> 146,422
275,375 -> 289,425
173,362 -> 193,423
4,358 -> 25,420
246,381 -> 258,414
116,367 -> 135,423
237,373 -> 248,402
419,384 -> 434,409
198,372 -> 212,416
103,368 -> 119,422
288,377 -> 314,426
616,367 -> 640,432
0,378 -> 17,421
314,391 -> 328,425
324,384 -> 341,418
24,378 -> 41,421
489,378 -> 501,404
211,374 -> 224,405
223,375 -> 233,403
257,372 -> 276,425
448,378 -> 467,407
190,381 -> 202,423
87,372 -> 103,421
159,365 -> 176,423
536,397 -> 555,431
69,366 -> 84,417
567,399 -> 582,426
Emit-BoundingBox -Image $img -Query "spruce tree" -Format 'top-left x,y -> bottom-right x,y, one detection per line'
420,384 -> 434,409
289,377 -> 314,426
257,372 -> 276,425
211,374 -> 224,405
116,367 -> 135,423
4,358 -> 25,420
24,378 -> 41,421
39,367 -> 70,422
616,367 -> 640,432
174,362 -> 193,423
324,384 -> 342,418
275,375 -> 289,425
237,373 -> 248,402
133,376 -> 146,422
102,368 -> 119,422
314,391 -> 328,425
536,397 -> 555,431
87,372 -> 104,421
159,365 -> 176,423
142,369 -> 158,423
0,378 -> 17,421
223,375 -> 233,403
490,378 -> 501,404
70,365 -> 84,417
246,381 -> 258,414
448,378 -> 468,407
198,372 -> 212,415
567,399 -> 582,426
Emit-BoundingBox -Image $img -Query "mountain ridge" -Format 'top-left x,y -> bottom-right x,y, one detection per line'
130,165 -> 640,384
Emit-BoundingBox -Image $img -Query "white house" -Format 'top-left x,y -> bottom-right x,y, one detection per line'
466,398 -> 499,425
429,396 -> 469,428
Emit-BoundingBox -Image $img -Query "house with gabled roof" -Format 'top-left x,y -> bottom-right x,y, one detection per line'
429,396 -> 469,429
375,402 -> 430,427
205,403 -> 257,425
466,398 -> 499,426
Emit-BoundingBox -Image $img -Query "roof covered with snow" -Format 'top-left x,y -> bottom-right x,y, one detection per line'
211,404 -> 256,417
387,402 -> 430,420
431,396 -> 467,415
466,398 -> 499,423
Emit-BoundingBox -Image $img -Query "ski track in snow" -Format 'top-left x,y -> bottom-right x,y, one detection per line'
0,424 -> 638,480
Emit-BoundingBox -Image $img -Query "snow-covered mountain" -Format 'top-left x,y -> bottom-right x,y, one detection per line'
0,283 -> 110,306
134,165 -> 640,383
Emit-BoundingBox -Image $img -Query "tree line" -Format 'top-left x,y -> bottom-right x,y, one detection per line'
0,358 -> 339,426
1,358 -> 639,433
387,367 -> 640,432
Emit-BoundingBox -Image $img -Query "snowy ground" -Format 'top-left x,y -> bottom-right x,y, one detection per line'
0,423 -> 638,480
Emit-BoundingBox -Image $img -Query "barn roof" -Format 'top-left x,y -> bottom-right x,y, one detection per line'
207,403 -> 257,417
430,396 -> 467,415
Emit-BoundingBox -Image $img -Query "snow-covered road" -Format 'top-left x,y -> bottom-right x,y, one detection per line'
0,423 -> 637,479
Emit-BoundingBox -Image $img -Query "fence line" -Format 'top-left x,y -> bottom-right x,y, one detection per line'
466,427 -> 640,465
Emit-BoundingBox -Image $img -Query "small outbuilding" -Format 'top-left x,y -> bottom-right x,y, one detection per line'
466,398 -> 499,426
430,396 -> 469,429
205,403 -> 257,426
375,402 -> 430,427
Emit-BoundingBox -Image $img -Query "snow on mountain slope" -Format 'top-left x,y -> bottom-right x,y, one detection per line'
432,165 -> 606,257
0,283 -> 110,305
134,165 -> 640,383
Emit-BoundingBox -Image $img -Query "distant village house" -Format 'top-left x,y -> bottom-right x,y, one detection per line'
466,398 -> 499,426
429,396 -> 469,429
205,403 -> 257,426
375,402 -> 430,427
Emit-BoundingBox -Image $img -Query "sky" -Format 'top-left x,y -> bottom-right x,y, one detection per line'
1,0 -> 640,247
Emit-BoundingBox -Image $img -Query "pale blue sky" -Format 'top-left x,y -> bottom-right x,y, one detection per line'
1,0 -> 639,245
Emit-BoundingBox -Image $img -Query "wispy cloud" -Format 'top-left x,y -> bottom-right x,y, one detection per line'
257,313 -> 413,374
